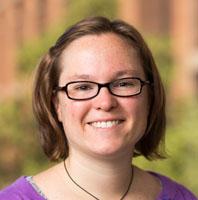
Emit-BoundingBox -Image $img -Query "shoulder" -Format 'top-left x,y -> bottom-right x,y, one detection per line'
149,172 -> 197,200
0,176 -> 45,200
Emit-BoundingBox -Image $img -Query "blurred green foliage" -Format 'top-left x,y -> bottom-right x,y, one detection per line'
146,36 -> 173,88
0,0 -> 197,196
0,97 -> 50,187
134,102 -> 198,195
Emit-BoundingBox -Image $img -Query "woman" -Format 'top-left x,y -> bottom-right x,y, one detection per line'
0,16 -> 197,200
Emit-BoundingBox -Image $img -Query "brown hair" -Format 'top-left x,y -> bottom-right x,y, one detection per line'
33,16 -> 166,161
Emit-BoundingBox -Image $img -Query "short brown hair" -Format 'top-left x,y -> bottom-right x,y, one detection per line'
33,16 -> 166,161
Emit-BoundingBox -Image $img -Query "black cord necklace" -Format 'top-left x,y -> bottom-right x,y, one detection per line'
63,160 -> 134,200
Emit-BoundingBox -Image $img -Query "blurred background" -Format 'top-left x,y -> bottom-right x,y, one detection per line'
0,0 -> 197,195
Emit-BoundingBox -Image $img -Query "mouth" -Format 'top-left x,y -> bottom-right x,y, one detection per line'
88,120 -> 123,129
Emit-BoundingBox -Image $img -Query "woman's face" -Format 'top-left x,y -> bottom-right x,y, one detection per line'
56,33 -> 149,158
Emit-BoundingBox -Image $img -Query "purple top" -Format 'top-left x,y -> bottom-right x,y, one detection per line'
0,172 -> 197,200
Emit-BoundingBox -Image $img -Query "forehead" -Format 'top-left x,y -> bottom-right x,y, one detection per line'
61,33 -> 136,58
59,33 -> 145,82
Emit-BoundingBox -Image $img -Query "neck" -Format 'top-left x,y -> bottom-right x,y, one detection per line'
64,149 -> 134,199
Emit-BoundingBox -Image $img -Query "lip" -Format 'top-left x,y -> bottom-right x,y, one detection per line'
88,120 -> 124,131
87,118 -> 125,124
87,118 -> 125,130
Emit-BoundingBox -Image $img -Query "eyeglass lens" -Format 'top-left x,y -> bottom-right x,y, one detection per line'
67,78 -> 142,99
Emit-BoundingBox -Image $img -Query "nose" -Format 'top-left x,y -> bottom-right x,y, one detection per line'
93,87 -> 118,111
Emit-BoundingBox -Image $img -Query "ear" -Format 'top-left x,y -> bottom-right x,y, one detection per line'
52,95 -> 63,122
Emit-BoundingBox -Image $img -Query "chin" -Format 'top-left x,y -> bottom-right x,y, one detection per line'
87,142 -> 132,158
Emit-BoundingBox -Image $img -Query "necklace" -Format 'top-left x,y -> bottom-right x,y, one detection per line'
63,160 -> 134,200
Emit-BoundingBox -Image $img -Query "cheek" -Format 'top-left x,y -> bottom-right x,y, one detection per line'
123,96 -> 149,130
122,96 -> 148,116
61,101 -> 89,125
131,101 -> 149,144
59,103 -> 78,137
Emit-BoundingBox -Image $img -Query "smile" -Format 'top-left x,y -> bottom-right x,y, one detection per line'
89,120 -> 122,128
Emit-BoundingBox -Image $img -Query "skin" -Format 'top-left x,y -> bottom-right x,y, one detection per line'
57,33 -> 149,159
33,33 -> 161,200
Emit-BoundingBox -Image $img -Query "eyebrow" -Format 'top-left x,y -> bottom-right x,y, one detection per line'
67,69 -> 141,80
115,69 -> 141,77
68,74 -> 91,80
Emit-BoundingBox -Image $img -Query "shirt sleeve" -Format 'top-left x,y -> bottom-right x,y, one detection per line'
149,171 -> 197,200
0,190 -> 24,200
173,183 -> 198,200
0,176 -> 45,200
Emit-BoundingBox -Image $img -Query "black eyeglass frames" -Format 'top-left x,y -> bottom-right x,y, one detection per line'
54,77 -> 151,100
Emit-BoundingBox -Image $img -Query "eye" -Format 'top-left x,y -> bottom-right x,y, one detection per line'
119,81 -> 134,87
113,79 -> 136,88
73,83 -> 94,91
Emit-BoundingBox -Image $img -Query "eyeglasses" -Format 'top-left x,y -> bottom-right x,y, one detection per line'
54,77 -> 151,100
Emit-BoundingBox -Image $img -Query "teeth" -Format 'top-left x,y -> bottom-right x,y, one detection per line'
90,120 -> 120,128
